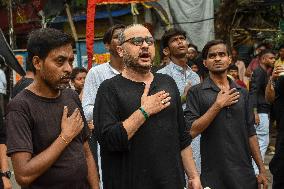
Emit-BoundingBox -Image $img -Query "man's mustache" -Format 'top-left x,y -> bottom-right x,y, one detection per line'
60,75 -> 71,80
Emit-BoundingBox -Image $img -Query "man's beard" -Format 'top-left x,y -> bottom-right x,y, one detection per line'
211,69 -> 227,74
123,52 -> 153,74
42,73 -> 70,91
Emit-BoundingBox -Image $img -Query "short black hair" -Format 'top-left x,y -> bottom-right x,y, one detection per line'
188,44 -> 198,52
103,24 -> 126,44
279,44 -> 284,51
228,64 -> 238,71
202,39 -> 231,60
258,49 -> 275,59
70,67 -> 87,81
161,28 -> 187,49
27,28 -> 74,65
256,43 -> 268,50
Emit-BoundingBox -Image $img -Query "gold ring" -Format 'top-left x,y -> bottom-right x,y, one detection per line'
161,100 -> 165,104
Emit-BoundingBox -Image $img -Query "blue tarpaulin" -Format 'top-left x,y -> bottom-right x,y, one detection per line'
51,7 -> 131,23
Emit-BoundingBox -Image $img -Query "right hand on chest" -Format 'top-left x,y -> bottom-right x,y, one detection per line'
60,106 -> 84,143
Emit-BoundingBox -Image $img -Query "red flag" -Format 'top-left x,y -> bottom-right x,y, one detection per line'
86,0 -> 157,70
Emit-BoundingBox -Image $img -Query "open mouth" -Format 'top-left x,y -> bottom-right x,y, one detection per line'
139,52 -> 151,61
60,75 -> 71,83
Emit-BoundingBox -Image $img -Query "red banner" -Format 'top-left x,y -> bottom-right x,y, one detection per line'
86,0 -> 156,69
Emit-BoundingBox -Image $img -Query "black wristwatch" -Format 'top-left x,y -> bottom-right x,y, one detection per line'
0,171 -> 11,179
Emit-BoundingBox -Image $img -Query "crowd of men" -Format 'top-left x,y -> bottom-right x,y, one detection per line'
0,24 -> 283,189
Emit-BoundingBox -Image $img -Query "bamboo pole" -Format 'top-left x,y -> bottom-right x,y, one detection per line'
8,0 -> 15,97
65,3 -> 82,67
232,28 -> 282,32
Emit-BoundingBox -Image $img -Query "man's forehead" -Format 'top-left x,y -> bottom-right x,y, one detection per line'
112,28 -> 123,36
265,53 -> 275,58
170,34 -> 185,40
208,44 -> 227,53
124,26 -> 151,38
49,45 -> 74,57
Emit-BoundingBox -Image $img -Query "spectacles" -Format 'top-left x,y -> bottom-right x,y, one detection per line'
121,36 -> 154,46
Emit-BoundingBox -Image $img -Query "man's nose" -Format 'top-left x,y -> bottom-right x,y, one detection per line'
215,55 -> 222,61
63,62 -> 73,73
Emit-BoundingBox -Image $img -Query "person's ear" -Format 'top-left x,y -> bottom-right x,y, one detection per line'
32,56 -> 42,71
203,60 -> 207,67
228,55 -> 232,65
163,47 -> 170,56
116,46 -> 124,58
105,43 -> 110,51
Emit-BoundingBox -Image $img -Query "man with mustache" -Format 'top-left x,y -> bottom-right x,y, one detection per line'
5,28 -> 99,189
249,49 -> 276,175
185,40 -> 267,189
157,28 -> 201,173
93,24 -> 202,189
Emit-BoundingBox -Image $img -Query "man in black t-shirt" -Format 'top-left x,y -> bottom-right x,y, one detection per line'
5,28 -> 99,189
249,49 -> 276,174
266,65 -> 284,189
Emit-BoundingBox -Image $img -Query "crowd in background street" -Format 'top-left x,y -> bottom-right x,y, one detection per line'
0,23 -> 284,189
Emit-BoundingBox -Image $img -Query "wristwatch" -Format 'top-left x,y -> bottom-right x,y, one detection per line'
0,171 -> 11,179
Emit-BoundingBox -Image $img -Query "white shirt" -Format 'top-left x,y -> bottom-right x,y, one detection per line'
82,62 -> 119,121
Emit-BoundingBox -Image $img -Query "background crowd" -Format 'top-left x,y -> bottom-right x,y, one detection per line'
0,24 -> 283,189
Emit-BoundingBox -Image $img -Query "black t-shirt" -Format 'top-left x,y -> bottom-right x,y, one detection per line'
11,77 -> 34,98
94,73 -> 191,189
0,107 -> 4,144
185,77 -> 257,189
5,89 -> 90,189
269,76 -> 284,178
249,66 -> 270,113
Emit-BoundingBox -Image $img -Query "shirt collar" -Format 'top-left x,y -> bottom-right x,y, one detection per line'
107,62 -> 120,74
202,76 -> 241,92
169,61 -> 192,72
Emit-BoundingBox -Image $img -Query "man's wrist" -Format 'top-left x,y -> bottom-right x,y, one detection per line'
188,172 -> 200,179
269,77 -> 276,88
213,102 -> 222,111
59,134 -> 71,145
139,107 -> 149,120
0,171 -> 11,179
258,165 -> 266,174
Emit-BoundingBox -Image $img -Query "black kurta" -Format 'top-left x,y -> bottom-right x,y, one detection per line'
269,76 -> 284,183
94,73 -> 191,189
184,77 -> 257,189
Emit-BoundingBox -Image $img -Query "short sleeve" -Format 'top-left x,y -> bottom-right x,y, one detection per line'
249,69 -> 262,109
184,87 -> 201,129
0,107 -> 5,144
93,81 -> 129,152
5,110 -> 33,156
245,90 -> 256,136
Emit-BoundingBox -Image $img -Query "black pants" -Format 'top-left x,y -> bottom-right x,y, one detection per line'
0,178 -> 3,189
273,177 -> 284,189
